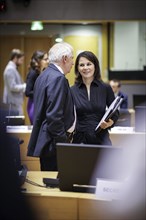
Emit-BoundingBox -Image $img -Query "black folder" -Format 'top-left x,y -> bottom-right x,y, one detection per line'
95,95 -> 124,133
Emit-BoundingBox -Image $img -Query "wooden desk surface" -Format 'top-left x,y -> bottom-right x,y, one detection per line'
7,126 -> 145,171
22,172 -> 116,220
23,172 -> 141,220
23,171 -> 78,220
23,171 -> 96,200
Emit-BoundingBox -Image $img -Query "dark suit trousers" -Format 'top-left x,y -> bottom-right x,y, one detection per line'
40,155 -> 58,171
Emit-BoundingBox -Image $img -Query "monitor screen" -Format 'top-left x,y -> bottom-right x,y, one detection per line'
56,143 -> 123,193
133,95 -> 146,109
0,103 -> 24,125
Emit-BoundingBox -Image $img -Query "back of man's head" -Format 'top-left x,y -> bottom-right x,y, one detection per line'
48,42 -> 73,64
10,49 -> 24,61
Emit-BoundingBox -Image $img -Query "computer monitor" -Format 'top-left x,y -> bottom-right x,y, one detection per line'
5,115 -> 25,125
0,103 -> 25,125
115,109 -> 131,127
56,143 -> 123,193
133,95 -> 146,109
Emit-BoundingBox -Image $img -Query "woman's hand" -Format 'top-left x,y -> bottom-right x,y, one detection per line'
100,119 -> 114,129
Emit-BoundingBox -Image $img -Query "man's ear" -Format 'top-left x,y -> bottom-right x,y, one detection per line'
62,55 -> 68,63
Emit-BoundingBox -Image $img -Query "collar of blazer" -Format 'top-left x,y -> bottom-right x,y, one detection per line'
50,63 -> 64,75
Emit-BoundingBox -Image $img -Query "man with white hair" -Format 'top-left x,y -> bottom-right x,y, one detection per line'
27,42 -> 75,171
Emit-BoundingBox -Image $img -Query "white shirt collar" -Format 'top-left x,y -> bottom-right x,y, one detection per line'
53,64 -> 64,75
9,60 -> 17,69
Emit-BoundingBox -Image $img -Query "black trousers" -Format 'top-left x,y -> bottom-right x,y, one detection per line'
72,130 -> 112,146
40,155 -> 58,171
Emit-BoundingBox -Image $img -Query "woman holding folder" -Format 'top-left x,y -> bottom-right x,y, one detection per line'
71,51 -> 119,145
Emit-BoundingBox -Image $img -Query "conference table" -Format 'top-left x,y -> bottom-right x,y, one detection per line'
7,125 -> 146,171
22,171 -> 121,220
6,125 -> 145,219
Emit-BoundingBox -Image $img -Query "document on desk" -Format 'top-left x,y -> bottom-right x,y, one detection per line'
95,95 -> 124,133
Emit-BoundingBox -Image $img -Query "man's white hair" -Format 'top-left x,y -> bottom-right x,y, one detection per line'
48,42 -> 73,64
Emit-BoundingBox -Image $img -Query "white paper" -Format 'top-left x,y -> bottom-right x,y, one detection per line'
95,96 -> 124,132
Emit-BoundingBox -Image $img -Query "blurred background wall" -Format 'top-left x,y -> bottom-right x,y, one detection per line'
0,0 -> 145,124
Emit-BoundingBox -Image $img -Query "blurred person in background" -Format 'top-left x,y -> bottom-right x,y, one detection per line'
109,79 -> 128,109
3,49 -> 26,115
25,50 -> 49,124
109,134 -> 145,220
0,100 -> 37,220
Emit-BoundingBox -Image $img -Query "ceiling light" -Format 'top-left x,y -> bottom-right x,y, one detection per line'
31,21 -> 43,31
55,37 -> 63,43
54,34 -> 63,43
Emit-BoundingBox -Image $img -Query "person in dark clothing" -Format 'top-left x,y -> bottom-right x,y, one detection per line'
109,79 -> 128,109
27,42 -> 75,171
71,51 -> 119,145
0,102 -> 37,220
25,50 -> 49,124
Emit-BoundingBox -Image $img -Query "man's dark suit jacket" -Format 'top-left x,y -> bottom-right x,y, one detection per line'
27,64 -> 75,157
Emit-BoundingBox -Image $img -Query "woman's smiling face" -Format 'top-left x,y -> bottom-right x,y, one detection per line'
78,57 -> 95,81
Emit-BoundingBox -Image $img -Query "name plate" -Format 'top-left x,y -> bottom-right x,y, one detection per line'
6,125 -> 33,133
95,179 -> 122,201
